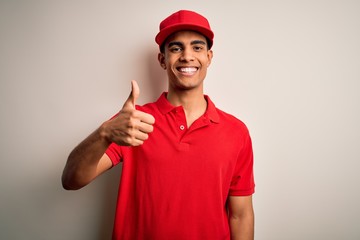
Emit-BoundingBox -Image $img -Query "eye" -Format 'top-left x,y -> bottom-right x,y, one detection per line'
170,46 -> 182,53
193,45 -> 204,51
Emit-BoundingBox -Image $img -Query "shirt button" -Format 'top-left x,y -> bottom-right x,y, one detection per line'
180,125 -> 185,130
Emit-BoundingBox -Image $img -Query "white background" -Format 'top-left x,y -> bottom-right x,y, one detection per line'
1,1 -> 359,239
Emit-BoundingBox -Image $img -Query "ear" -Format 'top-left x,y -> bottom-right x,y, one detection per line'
158,53 -> 166,69
207,50 -> 213,67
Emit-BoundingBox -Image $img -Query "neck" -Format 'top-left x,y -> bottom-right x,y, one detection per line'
167,88 -> 207,127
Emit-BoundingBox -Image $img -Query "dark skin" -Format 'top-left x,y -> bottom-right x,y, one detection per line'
62,30 -> 254,240
62,80 -> 154,190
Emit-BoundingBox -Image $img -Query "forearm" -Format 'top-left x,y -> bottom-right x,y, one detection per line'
62,124 -> 111,190
62,81 -> 155,190
229,211 -> 254,240
228,195 -> 255,240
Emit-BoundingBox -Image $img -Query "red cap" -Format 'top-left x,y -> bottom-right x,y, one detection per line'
155,10 -> 214,49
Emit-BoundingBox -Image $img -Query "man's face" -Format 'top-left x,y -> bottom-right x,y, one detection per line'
158,30 -> 213,92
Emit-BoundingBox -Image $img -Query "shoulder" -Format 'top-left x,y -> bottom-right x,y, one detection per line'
216,107 -> 249,134
135,93 -> 167,114
136,101 -> 158,114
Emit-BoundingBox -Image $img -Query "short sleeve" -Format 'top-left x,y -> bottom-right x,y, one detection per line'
105,143 -> 124,166
228,132 -> 255,196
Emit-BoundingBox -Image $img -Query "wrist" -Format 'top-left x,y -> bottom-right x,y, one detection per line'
98,121 -> 112,145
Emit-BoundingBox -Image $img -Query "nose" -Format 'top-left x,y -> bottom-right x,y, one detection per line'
179,48 -> 195,62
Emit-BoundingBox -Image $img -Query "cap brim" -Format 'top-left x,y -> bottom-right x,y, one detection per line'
155,24 -> 214,49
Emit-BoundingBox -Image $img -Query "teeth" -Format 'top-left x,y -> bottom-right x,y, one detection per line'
179,67 -> 197,73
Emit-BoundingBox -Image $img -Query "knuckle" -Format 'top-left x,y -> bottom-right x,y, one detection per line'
129,110 -> 138,118
125,136 -> 135,144
127,119 -> 138,128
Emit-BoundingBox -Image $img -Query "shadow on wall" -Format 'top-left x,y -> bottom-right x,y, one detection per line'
146,47 -> 167,100
97,166 -> 122,239
97,48 -> 167,238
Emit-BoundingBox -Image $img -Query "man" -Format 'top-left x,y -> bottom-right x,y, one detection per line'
62,10 -> 255,240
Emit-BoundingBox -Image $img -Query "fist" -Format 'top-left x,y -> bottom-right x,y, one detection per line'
102,80 -> 155,146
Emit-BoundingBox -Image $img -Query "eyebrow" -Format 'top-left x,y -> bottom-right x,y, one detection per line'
191,40 -> 206,45
167,40 -> 207,48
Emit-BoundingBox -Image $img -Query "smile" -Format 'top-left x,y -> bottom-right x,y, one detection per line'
177,67 -> 198,74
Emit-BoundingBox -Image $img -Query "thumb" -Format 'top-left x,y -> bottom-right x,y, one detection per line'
123,80 -> 140,109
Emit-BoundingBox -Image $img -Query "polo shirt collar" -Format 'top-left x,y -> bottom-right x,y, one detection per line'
156,92 -> 220,124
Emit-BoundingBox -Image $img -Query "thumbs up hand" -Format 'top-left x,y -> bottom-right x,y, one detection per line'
101,80 -> 155,146
122,80 -> 140,110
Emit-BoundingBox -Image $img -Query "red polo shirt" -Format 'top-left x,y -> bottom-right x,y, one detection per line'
106,93 -> 255,240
